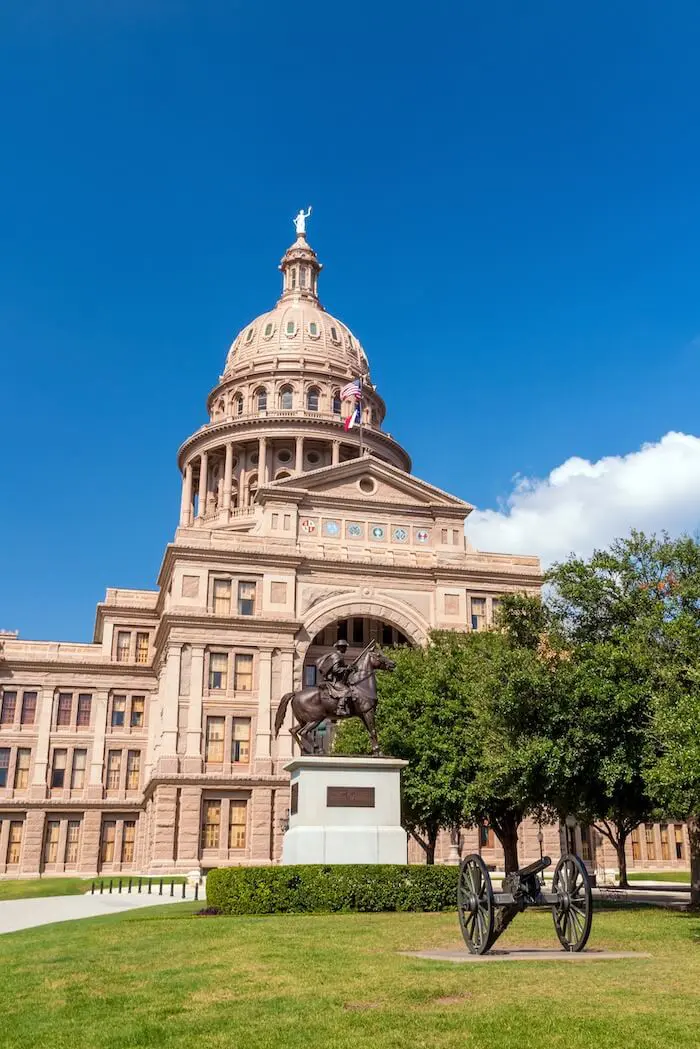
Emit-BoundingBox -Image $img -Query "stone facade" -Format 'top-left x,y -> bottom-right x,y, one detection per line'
0,226 -> 690,877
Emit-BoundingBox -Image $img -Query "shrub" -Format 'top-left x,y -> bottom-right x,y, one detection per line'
206,864 -> 458,915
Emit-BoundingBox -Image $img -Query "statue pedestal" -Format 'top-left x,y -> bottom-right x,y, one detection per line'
281,756 -> 408,865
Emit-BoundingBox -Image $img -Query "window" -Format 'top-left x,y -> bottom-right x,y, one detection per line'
56,693 -> 72,727
229,800 -> 247,849
51,749 -> 67,789
631,827 -> 641,861
290,268 -> 297,290
71,749 -> 87,789
234,654 -> 253,692
7,822 -> 23,864
280,385 -> 293,410
76,694 -> 92,727
304,665 -> 317,687
580,825 -> 592,862
471,598 -> 486,631
675,825 -> 685,860
135,633 -> 149,664
126,750 -> 140,790
100,821 -> 116,864
306,387 -> 320,411
309,321 -> 318,336
14,749 -> 30,790
106,751 -> 122,790
332,389 -> 341,414
286,320 -> 296,335
111,696 -> 126,728
234,393 -> 243,416
330,325 -> 339,342
65,821 -> 80,865
130,697 -> 145,728
479,824 -> 494,849
300,266 -> 307,288
209,653 -> 228,690
645,823 -> 656,860
0,748 -> 10,787
237,581 -> 256,616
660,824 -> 670,861
256,388 -> 267,412
353,618 -> 364,644
205,717 -> 225,764
232,719 -> 251,764
202,800 -> 221,849
116,631 -> 131,663
20,692 -> 37,725
213,578 -> 232,615
44,820 -> 60,864
122,821 -> 136,863
264,322 -> 273,337
0,691 -> 17,725
245,327 -> 254,343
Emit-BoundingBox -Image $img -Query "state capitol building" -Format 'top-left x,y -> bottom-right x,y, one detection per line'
0,222 -> 689,878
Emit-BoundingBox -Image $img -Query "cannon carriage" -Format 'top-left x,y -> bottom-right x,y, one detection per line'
458,852 -> 593,955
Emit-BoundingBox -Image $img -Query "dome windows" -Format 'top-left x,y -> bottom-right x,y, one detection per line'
245,327 -> 255,344
285,320 -> 297,337
279,385 -> 294,410
233,393 -> 244,416
277,449 -> 292,464
290,268 -> 297,290
332,389 -> 341,414
307,450 -> 321,466
263,322 -> 274,339
329,325 -> 340,344
308,321 -> 319,338
255,387 -> 267,412
300,266 -> 308,289
307,387 -> 320,412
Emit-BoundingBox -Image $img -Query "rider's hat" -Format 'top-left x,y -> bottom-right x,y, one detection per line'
334,638 -> 349,650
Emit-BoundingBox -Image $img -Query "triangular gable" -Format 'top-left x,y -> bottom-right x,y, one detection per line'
257,455 -> 473,513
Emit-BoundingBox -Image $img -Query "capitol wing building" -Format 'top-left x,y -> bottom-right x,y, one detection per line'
0,225 -> 688,877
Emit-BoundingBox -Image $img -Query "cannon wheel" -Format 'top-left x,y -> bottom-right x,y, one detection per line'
551,853 -> 592,952
458,854 -> 495,955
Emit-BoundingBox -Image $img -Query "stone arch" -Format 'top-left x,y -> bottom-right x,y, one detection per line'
298,593 -> 430,651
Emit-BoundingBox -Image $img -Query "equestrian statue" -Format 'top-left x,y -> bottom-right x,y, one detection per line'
273,639 -> 395,755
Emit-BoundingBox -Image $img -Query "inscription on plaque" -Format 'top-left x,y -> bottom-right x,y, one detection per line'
290,782 -> 298,815
326,786 -> 375,808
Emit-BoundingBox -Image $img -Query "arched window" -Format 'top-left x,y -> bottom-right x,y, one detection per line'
300,266 -> 307,289
245,327 -> 255,343
275,470 -> 292,480
279,385 -> 293,410
307,386 -> 320,412
230,480 -> 239,510
247,473 -> 258,503
255,387 -> 267,412
331,389 -> 341,414
290,268 -> 297,290
234,393 -> 244,417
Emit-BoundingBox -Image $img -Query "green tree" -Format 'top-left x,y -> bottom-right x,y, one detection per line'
333,635 -> 478,863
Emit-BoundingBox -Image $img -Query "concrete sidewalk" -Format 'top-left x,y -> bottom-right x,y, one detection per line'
0,889 -> 200,936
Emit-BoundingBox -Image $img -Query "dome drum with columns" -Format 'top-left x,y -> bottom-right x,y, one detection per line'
5,215 -> 673,880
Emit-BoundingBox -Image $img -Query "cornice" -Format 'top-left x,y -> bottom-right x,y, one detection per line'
0,656 -> 158,678
156,542 -> 304,589
142,771 -> 288,801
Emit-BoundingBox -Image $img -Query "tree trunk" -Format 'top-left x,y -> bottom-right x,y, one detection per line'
688,813 -> 700,909
496,813 -> 520,873
616,831 -> 629,889
425,824 -> 438,866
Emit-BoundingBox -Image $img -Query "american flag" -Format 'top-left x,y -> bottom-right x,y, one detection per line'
341,378 -> 362,401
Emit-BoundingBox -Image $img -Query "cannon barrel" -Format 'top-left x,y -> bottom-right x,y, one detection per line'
517,855 -> 552,879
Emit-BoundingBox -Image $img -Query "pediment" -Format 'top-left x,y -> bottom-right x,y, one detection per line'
258,456 -> 472,514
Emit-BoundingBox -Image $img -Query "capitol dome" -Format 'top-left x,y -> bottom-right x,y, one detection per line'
223,230 -> 370,380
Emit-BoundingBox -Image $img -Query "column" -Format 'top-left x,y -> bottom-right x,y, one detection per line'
158,644 -> 181,774
179,462 -> 193,526
196,451 -> 208,520
332,440 -> 340,466
222,443 -> 234,513
184,645 -> 205,773
29,687 -> 54,800
88,690 -> 109,799
255,649 -> 273,772
275,650 -> 295,764
239,462 -> 247,508
258,436 -> 268,484
295,435 -> 304,474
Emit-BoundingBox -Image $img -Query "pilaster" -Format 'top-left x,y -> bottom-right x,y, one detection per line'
254,648 -> 273,774
183,645 -> 205,773
158,644 -> 181,774
29,687 -> 53,800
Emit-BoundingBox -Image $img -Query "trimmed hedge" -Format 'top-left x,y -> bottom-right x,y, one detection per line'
206,864 -> 458,915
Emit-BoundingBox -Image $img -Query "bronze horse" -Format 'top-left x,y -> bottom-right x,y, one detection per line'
273,646 -> 396,755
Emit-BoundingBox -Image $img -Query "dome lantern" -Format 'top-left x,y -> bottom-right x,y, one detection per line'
278,229 -> 323,303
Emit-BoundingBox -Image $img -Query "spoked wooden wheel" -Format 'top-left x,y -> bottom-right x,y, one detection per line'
458,854 -> 495,955
552,853 -> 593,952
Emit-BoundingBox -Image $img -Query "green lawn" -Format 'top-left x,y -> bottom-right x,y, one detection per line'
0,903 -> 698,1049
627,871 -> 691,883
0,876 -> 186,901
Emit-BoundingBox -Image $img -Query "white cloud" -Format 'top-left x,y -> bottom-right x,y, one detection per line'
465,432 -> 700,567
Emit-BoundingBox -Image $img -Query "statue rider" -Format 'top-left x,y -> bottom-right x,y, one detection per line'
316,639 -> 353,718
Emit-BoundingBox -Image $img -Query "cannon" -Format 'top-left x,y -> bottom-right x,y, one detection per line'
457,853 -> 592,955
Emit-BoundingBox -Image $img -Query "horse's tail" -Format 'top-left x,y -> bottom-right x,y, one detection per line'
274,692 -> 294,738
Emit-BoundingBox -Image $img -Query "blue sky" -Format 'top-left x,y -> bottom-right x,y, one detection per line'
2,1 -> 700,641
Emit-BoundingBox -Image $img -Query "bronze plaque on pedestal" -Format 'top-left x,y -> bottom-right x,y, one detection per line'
326,786 -> 375,808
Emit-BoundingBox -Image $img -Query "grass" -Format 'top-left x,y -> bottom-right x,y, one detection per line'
0,903 -> 698,1048
0,876 -> 186,901
627,871 -> 691,883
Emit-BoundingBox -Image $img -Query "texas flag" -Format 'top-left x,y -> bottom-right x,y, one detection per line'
344,404 -> 361,431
